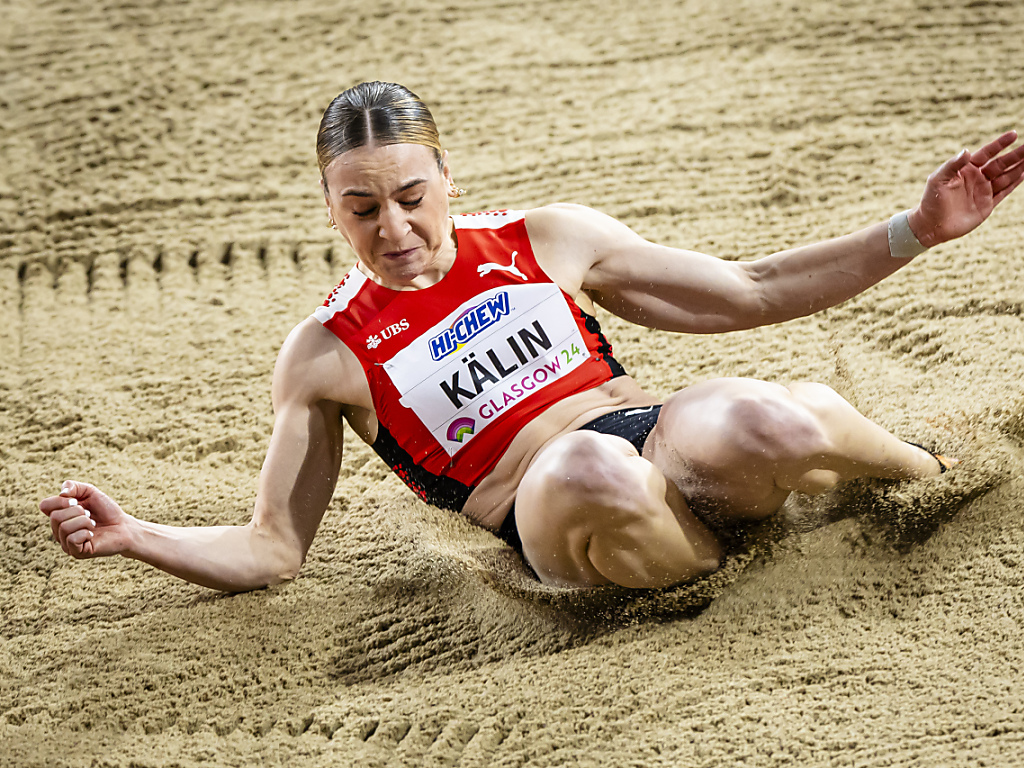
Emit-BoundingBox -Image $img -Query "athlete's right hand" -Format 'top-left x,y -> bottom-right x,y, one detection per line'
39,481 -> 135,559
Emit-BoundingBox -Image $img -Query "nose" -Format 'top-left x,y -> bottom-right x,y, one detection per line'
377,203 -> 411,242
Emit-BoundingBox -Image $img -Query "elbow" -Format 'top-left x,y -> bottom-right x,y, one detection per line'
715,290 -> 773,333
224,552 -> 303,593
275,553 -> 304,584
735,263 -> 785,327
264,545 -> 305,586
247,521 -> 306,587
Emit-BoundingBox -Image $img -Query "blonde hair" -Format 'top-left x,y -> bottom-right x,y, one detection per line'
317,82 -> 442,190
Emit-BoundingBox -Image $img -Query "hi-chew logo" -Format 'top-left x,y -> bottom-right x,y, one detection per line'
428,292 -> 510,361
446,418 -> 475,443
383,283 -> 588,459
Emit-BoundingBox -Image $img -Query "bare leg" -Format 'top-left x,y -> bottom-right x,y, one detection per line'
511,377 -> 943,589
645,378 -> 943,524
514,431 -> 722,589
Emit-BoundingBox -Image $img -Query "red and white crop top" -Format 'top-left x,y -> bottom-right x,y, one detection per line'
313,210 -> 624,511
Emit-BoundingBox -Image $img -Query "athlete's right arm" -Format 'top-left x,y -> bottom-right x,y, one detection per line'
39,319 -> 357,592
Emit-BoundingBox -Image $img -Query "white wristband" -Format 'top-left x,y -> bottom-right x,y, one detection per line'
888,209 -> 928,260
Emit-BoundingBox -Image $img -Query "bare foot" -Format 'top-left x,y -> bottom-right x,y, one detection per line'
907,441 -> 959,475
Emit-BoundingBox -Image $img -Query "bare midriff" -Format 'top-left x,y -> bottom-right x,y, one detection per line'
342,375 -> 658,530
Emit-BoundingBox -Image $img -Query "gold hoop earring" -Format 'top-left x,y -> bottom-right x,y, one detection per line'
327,214 -> 337,230
450,186 -> 467,199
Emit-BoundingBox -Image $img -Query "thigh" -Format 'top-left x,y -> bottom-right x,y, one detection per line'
642,377 -> 828,522
513,430 -> 721,589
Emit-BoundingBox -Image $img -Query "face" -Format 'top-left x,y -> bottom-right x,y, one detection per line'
322,142 -> 456,290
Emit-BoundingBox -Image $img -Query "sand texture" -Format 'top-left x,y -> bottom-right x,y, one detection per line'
3,0 -> 1024,765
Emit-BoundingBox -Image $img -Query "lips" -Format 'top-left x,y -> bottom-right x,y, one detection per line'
382,246 -> 418,258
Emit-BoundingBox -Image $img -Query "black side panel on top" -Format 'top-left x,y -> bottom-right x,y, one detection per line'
370,423 -> 475,513
581,308 -> 627,378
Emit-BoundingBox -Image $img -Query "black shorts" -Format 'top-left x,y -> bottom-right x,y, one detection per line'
496,405 -> 663,555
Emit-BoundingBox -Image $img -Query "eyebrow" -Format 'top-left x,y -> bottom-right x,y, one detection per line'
341,179 -> 427,198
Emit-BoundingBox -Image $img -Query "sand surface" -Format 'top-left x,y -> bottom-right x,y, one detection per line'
3,0 -> 1024,765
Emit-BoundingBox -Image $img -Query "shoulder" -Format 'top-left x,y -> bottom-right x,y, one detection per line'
451,205 -> 622,236
525,204 -> 644,261
524,203 -> 626,238
528,204 -> 606,237
451,209 -> 528,230
272,317 -> 369,411
523,204 -> 644,291
451,205 -> 629,243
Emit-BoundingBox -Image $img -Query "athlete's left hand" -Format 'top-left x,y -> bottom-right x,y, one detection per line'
908,130 -> 1024,248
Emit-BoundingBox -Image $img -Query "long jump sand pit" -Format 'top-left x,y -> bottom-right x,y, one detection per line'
3,0 -> 1024,765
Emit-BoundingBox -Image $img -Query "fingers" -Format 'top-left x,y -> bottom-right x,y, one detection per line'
40,481 -> 102,558
59,480 -> 97,501
981,141 -> 1024,180
930,131 -> 1022,206
41,481 -> 127,561
934,148 -> 973,183
970,130 -> 1018,167
47,498 -> 97,556
41,497 -> 85,540
994,172 -> 1024,207
984,139 -> 1024,205
40,492 -> 78,514
48,497 -> 90,525
63,518 -> 97,554
40,480 -> 102,515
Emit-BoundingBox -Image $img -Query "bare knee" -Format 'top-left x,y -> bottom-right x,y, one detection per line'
719,389 -> 831,464
515,433 -> 646,587
516,432 -> 721,588
530,431 -> 638,500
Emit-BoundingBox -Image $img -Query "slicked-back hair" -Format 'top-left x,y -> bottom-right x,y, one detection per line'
317,82 -> 443,190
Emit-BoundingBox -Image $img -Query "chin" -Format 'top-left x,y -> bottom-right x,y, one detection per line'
386,261 -> 429,283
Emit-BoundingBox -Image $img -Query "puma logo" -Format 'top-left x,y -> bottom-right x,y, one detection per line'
477,251 -> 527,281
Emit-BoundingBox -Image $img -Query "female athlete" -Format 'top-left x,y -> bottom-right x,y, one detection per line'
40,82 -> 1024,591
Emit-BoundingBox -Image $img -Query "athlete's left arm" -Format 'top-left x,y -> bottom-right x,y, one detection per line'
530,132 -> 1023,334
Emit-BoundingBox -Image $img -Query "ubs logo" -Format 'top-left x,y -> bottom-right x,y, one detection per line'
367,318 -> 409,349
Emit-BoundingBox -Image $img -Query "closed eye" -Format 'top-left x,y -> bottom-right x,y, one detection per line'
352,197 -> 424,218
